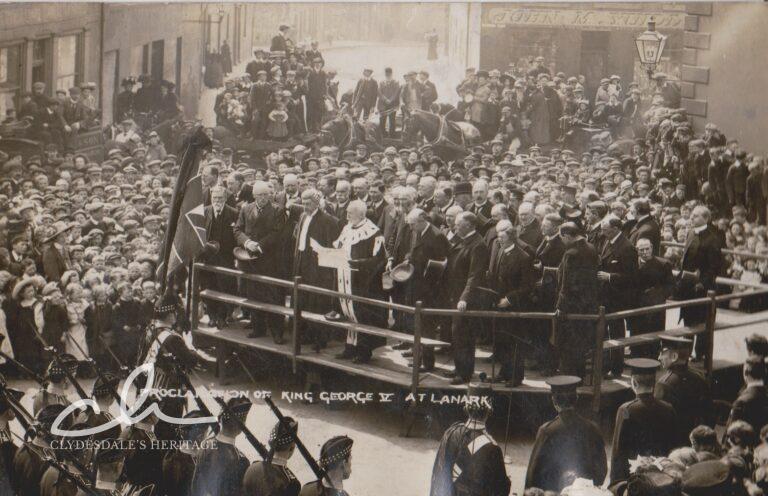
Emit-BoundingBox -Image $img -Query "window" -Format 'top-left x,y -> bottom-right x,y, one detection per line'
31,38 -> 51,89
0,45 -> 22,119
55,34 -> 83,92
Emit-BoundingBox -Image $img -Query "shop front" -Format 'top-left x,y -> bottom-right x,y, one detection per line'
479,3 -> 685,97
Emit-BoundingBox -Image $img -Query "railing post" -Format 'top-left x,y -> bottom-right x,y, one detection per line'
705,290 -> 717,383
411,301 -> 423,397
190,263 -> 200,330
292,276 -> 302,373
591,306 -> 607,416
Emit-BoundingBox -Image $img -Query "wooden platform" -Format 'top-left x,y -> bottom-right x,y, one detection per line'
193,319 -> 630,397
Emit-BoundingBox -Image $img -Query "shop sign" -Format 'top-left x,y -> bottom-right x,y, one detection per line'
483,7 -> 684,30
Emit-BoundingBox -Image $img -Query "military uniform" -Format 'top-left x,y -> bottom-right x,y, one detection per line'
525,377 -> 607,493
242,416 -> 301,496
429,421 -> 510,496
300,436 -> 354,496
243,460 -> 300,496
654,362 -> 712,443
609,359 -> 678,485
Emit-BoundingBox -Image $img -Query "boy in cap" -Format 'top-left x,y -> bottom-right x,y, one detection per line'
429,383 -> 510,496
191,397 -> 252,496
242,417 -> 301,496
609,358 -> 678,485
525,376 -> 606,493
300,435 -> 354,496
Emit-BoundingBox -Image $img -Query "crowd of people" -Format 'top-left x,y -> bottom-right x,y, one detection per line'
0,23 -> 767,496
431,333 -> 768,496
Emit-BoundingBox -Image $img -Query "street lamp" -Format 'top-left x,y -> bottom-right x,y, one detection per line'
635,17 -> 667,79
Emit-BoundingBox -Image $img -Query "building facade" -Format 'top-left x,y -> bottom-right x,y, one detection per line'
681,2 -> 768,153
0,3 -> 102,119
449,2 -> 686,100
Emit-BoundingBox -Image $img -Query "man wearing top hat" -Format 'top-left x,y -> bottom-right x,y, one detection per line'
242,417 -> 301,496
116,77 -> 136,124
655,334 -> 712,444
429,383 -> 510,496
609,358 -> 678,485
299,435 -> 353,496
352,68 -> 378,122
525,376 -> 606,493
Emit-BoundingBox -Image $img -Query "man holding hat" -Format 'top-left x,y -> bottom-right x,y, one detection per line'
525,376 -> 606,493
609,358 -> 678,485
429,383 -> 510,496
655,334 -> 712,443
352,68 -> 378,121
242,417 -> 301,496
299,435 -> 354,496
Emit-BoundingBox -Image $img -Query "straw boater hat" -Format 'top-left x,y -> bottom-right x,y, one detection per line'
44,221 -> 74,244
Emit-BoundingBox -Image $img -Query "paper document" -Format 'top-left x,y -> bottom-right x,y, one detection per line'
310,239 -> 350,270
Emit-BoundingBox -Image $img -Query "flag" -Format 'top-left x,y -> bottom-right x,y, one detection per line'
156,126 -> 211,292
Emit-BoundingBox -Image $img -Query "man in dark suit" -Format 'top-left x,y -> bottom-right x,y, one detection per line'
245,49 -> 272,82
585,200 -> 607,249
629,238 -> 674,358
597,215 -> 639,376
467,180 -> 493,236
306,57 -> 327,133
676,206 -> 723,360
487,220 -> 536,385
531,214 -> 566,371
270,24 -> 291,53
202,186 -> 239,329
353,68 -> 378,121
555,222 -> 600,377
526,376 -> 607,493
518,201 -> 544,250
609,359 -> 677,485
402,209 -> 449,371
293,189 -> 340,350
727,357 -> 768,435
418,70 -> 438,111
42,222 -> 73,283
627,198 -> 661,255
233,181 -> 287,342
444,212 -> 489,385
655,335 -> 713,445
367,180 -> 390,229
327,180 -> 351,230
378,67 -> 400,137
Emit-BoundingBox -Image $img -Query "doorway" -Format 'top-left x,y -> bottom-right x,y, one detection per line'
580,31 -> 610,102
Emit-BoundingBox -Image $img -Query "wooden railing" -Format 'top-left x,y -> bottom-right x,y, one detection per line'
190,262 -> 768,415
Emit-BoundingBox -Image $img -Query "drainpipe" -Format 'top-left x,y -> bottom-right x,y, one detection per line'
98,2 -> 105,123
